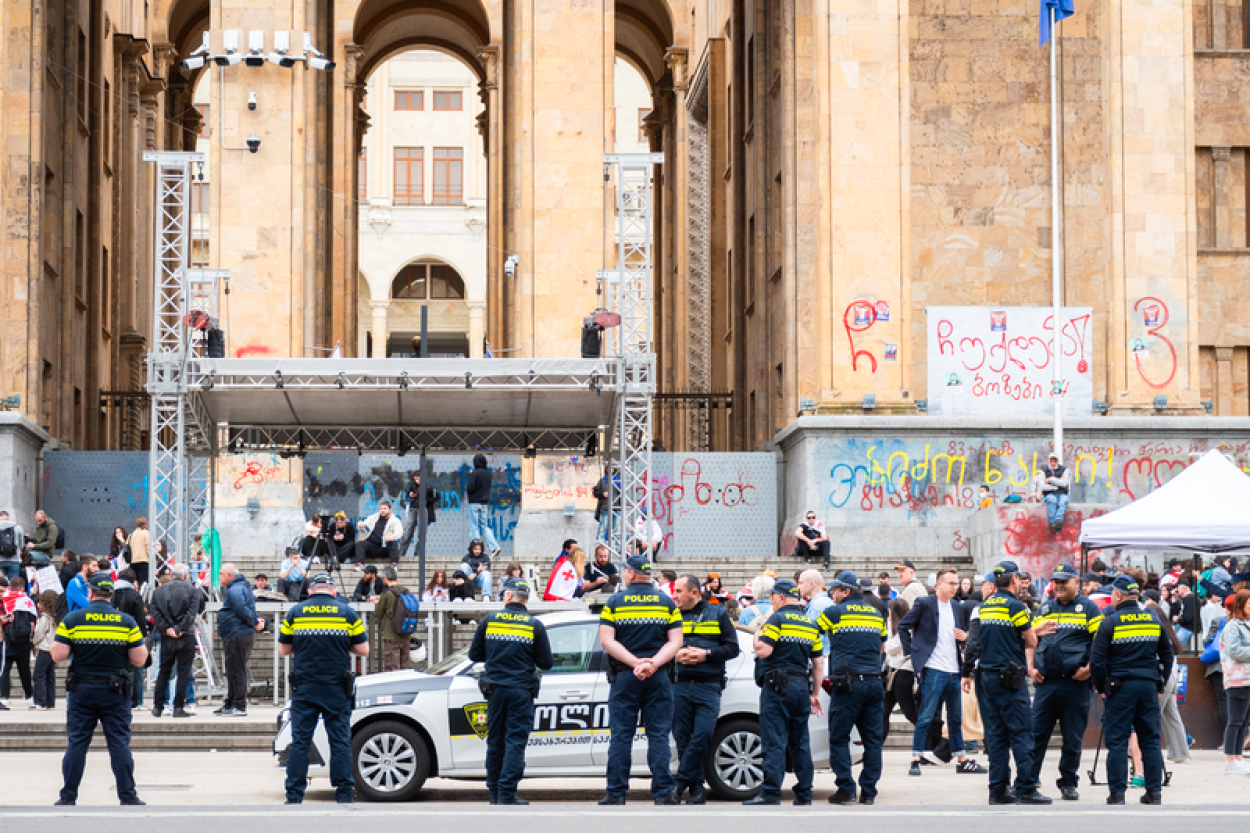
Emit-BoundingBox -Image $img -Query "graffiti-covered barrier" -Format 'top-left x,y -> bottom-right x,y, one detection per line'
776,416 -> 1250,572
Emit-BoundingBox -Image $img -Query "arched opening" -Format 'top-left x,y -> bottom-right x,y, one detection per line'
355,46 -> 487,358
161,0 -> 211,151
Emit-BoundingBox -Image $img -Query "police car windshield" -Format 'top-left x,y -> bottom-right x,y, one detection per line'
427,647 -> 471,676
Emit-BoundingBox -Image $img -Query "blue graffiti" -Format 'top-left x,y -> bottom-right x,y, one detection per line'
128,475 -> 149,510
828,464 -> 870,509
362,482 -> 379,516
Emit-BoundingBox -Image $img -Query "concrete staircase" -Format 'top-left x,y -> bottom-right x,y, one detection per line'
0,713 -> 276,751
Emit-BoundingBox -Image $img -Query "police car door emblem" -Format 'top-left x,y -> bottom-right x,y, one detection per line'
464,702 -> 489,738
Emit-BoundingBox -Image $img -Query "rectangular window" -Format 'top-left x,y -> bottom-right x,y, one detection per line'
358,150 -> 367,201
191,182 -> 211,216
433,90 -> 462,111
75,211 -> 85,301
394,90 -> 423,111
432,147 -> 463,205
77,31 -> 87,124
103,81 -> 112,159
393,147 -> 424,206
197,103 -> 211,137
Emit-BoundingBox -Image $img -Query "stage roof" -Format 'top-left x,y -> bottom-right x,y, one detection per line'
187,358 -> 617,453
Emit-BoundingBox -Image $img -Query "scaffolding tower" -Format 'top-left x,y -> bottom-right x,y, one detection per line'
603,153 -> 663,561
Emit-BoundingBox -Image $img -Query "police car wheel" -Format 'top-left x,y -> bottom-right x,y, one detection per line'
705,718 -> 764,801
352,720 -> 430,802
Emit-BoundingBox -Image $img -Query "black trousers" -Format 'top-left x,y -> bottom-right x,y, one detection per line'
1028,677 -> 1092,787
355,539 -> 397,562
1,641 -> 32,698
222,633 -> 254,710
154,634 -> 196,710
33,650 -> 56,707
883,668 -> 918,742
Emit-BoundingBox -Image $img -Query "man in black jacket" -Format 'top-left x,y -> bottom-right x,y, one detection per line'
111,569 -> 150,709
150,563 -> 200,718
669,575 -> 739,804
352,565 -> 385,602
465,454 -> 500,557
399,472 -> 439,559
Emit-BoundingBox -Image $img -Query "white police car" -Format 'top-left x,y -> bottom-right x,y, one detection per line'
273,611 -> 832,801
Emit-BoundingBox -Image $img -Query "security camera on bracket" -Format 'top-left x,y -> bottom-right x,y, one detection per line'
303,32 -> 335,72
244,31 -> 267,67
178,32 -> 211,71
212,30 -> 243,67
268,31 -> 305,68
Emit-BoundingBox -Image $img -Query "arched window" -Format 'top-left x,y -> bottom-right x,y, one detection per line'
391,262 -> 465,300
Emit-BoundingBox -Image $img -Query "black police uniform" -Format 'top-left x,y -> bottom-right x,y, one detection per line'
1028,593 -> 1103,791
279,589 -> 368,803
817,591 -> 888,802
468,599 -> 554,803
672,599 -> 739,802
753,606 -> 823,804
600,578 -> 682,801
56,599 -> 146,804
1090,599 -> 1173,800
976,587 -> 1038,800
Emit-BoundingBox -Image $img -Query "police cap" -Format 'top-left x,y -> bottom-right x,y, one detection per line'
1051,563 -> 1079,581
309,572 -> 336,587
770,579 -> 802,599
992,561 -> 1019,577
624,554 -> 653,574
1110,574 -> 1139,595
87,572 -> 115,592
502,577 -> 531,594
831,570 -> 860,589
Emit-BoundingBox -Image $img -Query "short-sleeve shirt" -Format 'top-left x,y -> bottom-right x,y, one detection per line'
278,592 -> 368,684
977,590 -> 1032,670
816,593 -> 887,675
758,607 -> 824,676
599,581 -> 681,668
54,600 -> 144,678
1033,594 -> 1103,677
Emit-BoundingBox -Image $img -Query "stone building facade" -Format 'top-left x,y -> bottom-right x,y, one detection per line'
0,0 -> 1246,455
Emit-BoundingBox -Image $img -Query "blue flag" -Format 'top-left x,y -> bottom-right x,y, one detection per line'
1039,0 -> 1074,45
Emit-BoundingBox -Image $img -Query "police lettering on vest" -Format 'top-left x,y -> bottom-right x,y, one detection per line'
469,602 -> 555,688
278,594 -> 368,683
55,600 -> 145,678
599,582 -> 682,670
977,590 -> 1032,671
757,609 -> 824,676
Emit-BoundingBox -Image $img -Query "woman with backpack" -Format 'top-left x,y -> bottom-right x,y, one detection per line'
127,517 -> 151,586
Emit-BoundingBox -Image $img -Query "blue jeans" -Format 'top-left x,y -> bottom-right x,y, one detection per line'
912,669 -> 964,756
828,678 -> 885,799
0,562 -> 18,580
468,503 -> 500,552
672,681 -> 721,792
759,678 -> 814,802
1045,492 -> 1069,527
460,563 -> 494,600
486,686 -> 535,801
606,671 -> 674,799
61,684 -> 137,803
1173,626 -> 1193,647
285,683 -> 354,802
596,513 -> 611,546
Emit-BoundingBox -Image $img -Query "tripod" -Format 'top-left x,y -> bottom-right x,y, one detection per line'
307,532 -> 347,592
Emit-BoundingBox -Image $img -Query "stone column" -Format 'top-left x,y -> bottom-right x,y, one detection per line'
476,46 -> 504,352
467,301 -> 486,358
369,300 -> 390,359
1213,147 -> 1231,248
1216,346 -> 1234,415
1212,0 -> 1227,49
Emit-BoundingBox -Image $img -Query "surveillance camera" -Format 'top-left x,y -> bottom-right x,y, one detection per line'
308,56 -> 335,72
180,32 -> 210,70
504,255 -> 518,277
179,55 -> 206,71
247,133 -> 261,154
213,52 -> 243,67
247,92 -> 258,111
268,52 -> 303,68
244,49 -> 266,68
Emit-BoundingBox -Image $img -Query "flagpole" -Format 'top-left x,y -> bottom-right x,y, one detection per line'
1050,6 -> 1063,459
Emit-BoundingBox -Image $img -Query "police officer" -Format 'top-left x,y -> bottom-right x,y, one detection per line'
598,554 -> 684,805
745,579 -> 824,806
53,572 -> 149,806
817,571 -> 887,806
1027,562 -> 1104,800
279,572 -> 370,804
1090,573 -> 1172,806
959,561 -> 1051,805
468,577 -> 554,805
669,573 -> 740,805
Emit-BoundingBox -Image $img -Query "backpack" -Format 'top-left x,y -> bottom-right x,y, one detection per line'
390,590 -> 422,635
0,526 -> 16,558
54,524 -> 65,549
7,609 -> 34,644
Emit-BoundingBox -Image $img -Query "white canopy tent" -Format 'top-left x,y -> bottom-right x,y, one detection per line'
1079,449 -> 1250,554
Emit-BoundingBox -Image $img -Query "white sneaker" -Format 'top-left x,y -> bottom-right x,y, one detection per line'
184,703 -> 197,714
922,751 -> 946,766
0,698 -> 9,706
1223,760 -> 1250,776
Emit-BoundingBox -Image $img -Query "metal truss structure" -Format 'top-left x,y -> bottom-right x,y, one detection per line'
223,426 -> 598,454
603,153 -> 662,560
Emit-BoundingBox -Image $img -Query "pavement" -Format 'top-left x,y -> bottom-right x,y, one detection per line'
1,748 -> 1246,811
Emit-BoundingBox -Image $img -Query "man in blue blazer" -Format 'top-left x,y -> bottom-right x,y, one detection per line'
898,567 -> 986,776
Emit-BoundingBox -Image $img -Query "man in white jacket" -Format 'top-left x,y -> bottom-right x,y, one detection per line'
355,501 -> 403,562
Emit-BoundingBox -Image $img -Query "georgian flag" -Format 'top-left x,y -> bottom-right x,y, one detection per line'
544,555 -> 581,601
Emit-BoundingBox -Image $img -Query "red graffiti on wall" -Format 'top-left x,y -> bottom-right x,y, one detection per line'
1001,507 -> 1110,576
235,344 -> 274,358
233,460 -> 283,490
843,301 -> 878,373
1132,297 -> 1177,389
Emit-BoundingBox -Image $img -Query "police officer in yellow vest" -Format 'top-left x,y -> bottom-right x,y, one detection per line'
598,554 -> 684,805
279,572 -> 370,804
468,577 -> 554,805
52,571 -> 149,806
745,579 -> 825,806
1090,573 -> 1172,806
